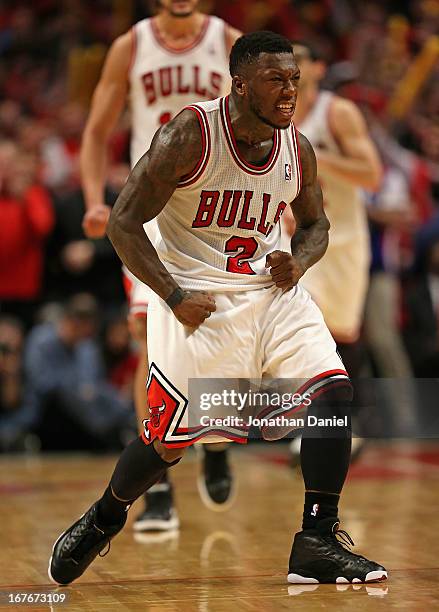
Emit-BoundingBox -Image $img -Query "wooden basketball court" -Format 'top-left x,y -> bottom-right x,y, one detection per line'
1,441 -> 438,610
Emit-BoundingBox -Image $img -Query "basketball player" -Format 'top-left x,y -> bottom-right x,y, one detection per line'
80,0 -> 242,530
283,43 -> 382,461
49,32 -> 387,586
283,42 -> 381,360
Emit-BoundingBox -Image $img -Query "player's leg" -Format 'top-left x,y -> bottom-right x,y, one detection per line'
289,337 -> 368,465
125,272 -> 178,532
146,291 -> 256,510
198,441 -> 236,511
48,437 -> 185,585
261,285 -> 387,584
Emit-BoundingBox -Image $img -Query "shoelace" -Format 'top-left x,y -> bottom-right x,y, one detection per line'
333,527 -> 355,550
92,523 -> 112,558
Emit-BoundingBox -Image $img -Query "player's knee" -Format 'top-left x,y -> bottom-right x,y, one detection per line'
305,385 -> 353,438
153,438 -> 186,463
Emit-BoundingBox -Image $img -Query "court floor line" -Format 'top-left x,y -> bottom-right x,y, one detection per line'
0,567 -> 433,590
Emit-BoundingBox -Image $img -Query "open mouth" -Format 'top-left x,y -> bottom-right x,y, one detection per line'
276,103 -> 295,117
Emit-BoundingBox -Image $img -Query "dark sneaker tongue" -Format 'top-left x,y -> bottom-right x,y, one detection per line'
316,517 -> 340,536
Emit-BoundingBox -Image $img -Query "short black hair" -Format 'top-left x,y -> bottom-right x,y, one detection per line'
229,31 -> 294,77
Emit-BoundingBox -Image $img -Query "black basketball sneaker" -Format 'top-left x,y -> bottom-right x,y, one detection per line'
133,483 -> 179,532
288,517 -> 388,584
197,447 -> 235,511
48,503 -> 127,585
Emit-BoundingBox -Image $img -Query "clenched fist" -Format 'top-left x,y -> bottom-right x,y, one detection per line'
172,291 -> 216,327
82,204 -> 112,238
266,250 -> 305,291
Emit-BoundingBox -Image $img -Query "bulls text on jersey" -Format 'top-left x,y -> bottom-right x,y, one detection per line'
192,189 -> 287,235
141,65 -> 223,105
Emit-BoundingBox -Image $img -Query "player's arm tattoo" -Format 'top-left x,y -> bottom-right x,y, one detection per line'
289,132 -> 330,272
107,110 -> 203,301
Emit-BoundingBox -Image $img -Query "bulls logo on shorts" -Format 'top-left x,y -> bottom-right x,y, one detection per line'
148,400 -> 166,428
142,363 -> 187,445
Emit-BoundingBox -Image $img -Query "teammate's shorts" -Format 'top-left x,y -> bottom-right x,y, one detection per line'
122,267 -> 152,318
300,243 -> 369,342
142,284 -> 351,448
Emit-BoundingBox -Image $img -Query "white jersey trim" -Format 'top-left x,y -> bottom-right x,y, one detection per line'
150,15 -> 211,55
177,104 -> 211,187
219,96 -> 281,176
291,123 -> 302,198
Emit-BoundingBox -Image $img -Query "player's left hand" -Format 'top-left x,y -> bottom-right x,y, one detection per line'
266,250 -> 305,291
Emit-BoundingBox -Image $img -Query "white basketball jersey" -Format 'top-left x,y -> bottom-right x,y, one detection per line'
297,91 -> 370,339
155,96 -> 302,291
129,15 -> 231,167
298,90 -> 368,249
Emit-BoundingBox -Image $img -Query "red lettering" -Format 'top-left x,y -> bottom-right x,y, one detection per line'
225,236 -> 257,275
159,67 -> 172,97
142,72 -> 156,104
217,191 -> 241,227
274,201 -> 287,225
176,65 -> 190,94
237,191 -> 256,230
159,112 -> 172,125
257,193 -> 272,235
210,72 -> 222,99
192,190 -> 220,228
193,66 -> 207,97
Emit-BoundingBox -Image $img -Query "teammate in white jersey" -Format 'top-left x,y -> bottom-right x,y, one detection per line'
283,43 -> 382,462
79,0 -> 241,530
283,43 -> 381,347
50,32 -> 387,587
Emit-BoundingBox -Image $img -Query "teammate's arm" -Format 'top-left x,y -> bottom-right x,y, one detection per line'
266,133 -> 329,290
316,97 -> 382,191
107,110 -> 216,327
80,32 -> 132,238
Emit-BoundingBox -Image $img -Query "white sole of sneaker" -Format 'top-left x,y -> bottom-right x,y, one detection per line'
47,513 -> 86,585
287,570 -> 388,584
133,529 -> 179,545
132,510 -> 179,532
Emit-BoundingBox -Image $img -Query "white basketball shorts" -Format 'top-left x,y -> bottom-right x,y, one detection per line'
142,284 -> 351,448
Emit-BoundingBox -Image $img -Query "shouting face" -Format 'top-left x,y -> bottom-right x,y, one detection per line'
236,52 -> 300,130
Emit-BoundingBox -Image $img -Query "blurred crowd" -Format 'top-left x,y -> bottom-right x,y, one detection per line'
1,0 -> 439,452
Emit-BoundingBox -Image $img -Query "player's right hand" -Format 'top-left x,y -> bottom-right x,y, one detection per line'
172,291 -> 216,327
82,204 -> 112,238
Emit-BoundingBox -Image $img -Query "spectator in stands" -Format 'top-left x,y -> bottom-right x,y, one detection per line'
24,293 -> 134,451
0,141 -> 54,328
404,216 -> 439,376
44,169 -> 125,310
0,315 -> 39,451
102,311 -> 137,400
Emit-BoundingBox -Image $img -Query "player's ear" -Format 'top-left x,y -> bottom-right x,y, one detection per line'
232,74 -> 247,98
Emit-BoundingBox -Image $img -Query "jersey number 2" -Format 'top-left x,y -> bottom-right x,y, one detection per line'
225,236 -> 257,275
